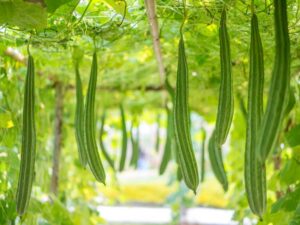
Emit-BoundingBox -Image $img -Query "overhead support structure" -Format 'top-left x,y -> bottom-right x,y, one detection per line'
145,0 -> 166,85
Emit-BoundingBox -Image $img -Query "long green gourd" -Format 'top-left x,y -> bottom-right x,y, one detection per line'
16,54 -> 36,215
208,131 -> 228,191
174,34 -> 199,193
245,13 -> 266,218
99,112 -> 115,170
155,114 -> 160,152
174,143 -> 182,182
85,52 -> 106,183
257,0 -> 290,162
215,9 -> 234,147
165,76 -> 182,180
119,104 -> 128,171
200,128 -> 206,183
130,123 -> 139,168
284,89 -> 296,117
165,76 -> 175,102
177,166 -> 183,181
75,63 -> 88,167
237,94 -> 247,122
159,107 -> 173,175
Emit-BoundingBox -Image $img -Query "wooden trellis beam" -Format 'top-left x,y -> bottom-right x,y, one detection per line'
145,0 -> 166,84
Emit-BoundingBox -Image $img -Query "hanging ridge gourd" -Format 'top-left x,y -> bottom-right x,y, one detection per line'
85,52 -> 106,184
208,131 -> 228,191
284,89 -> 296,117
245,13 -> 266,218
130,122 -> 139,168
159,107 -> 173,175
75,63 -> 88,168
165,76 -> 175,102
215,8 -> 234,147
155,114 -> 161,152
119,104 -> 128,171
200,128 -> 206,183
99,112 -> 115,170
174,144 -> 183,182
237,94 -> 247,122
165,76 -> 180,178
256,0 -> 290,162
174,34 -> 199,193
16,54 -> 36,215
177,166 -> 183,181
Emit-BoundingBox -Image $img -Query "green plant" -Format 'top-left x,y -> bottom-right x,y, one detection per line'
84,52 -> 106,184
244,13 -> 266,218
256,0 -> 290,162
16,54 -> 36,215
119,103 -> 128,172
214,8 -> 234,148
159,107 -> 173,175
208,130 -> 228,191
99,112 -> 115,170
130,122 -> 139,168
174,35 -> 199,193
155,114 -> 161,152
75,63 -> 88,168
200,128 -> 206,183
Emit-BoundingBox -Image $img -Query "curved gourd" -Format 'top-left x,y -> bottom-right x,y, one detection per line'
16,55 -> 36,215
174,35 -> 199,193
245,13 -> 266,218
85,52 -> 106,183
257,0 -> 290,162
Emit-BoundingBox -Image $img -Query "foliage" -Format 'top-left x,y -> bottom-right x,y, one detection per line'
0,0 -> 300,224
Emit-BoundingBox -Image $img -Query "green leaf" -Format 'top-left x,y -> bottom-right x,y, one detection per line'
289,203 -> 300,225
101,0 -> 128,18
258,210 -> 292,225
279,158 -> 300,185
285,89 -> 296,117
271,186 -> 300,213
285,125 -> 300,148
0,0 -> 47,29
45,0 -> 73,13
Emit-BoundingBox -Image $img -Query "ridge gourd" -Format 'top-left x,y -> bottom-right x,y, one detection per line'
245,13 -> 266,218
85,52 -> 106,183
119,104 -> 128,171
159,107 -> 173,175
174,34 -> 199,193
75,64 -> 88,167
99,112 -> 115,170
130,123 -> 139,168
256,0 -> 290,162
214,8 -> 234,148
209,8 -> 232,192
208,131 -> 228,191
200,128 -> 206,183
16,54 -> 36,215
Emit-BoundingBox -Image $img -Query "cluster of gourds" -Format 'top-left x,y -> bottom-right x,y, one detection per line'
75,53 -> 141,178
15,0 -> 290,219
174,0 -> 290,218
16,51 -> 140,215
